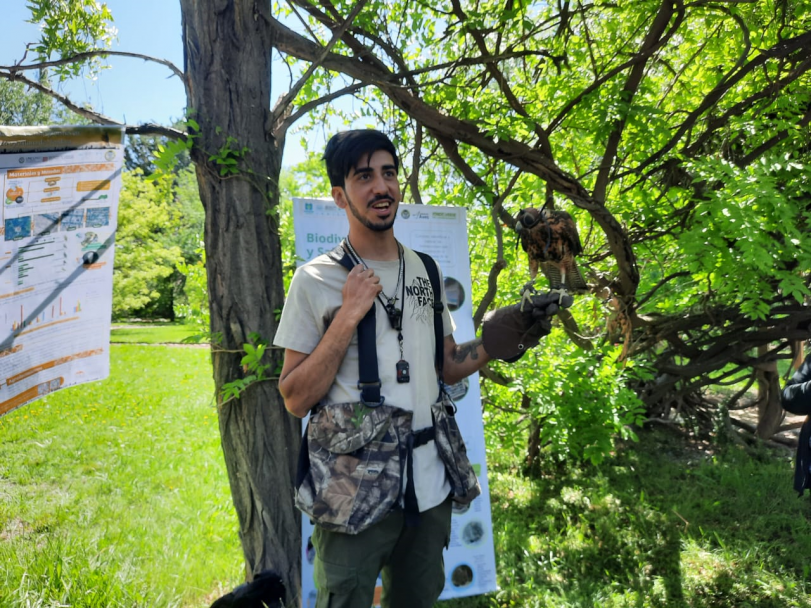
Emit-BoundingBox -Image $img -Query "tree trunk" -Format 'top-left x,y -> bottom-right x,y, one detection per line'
523,393 -> 541,469
755,345 -> 784,439
180,1 -> 301,604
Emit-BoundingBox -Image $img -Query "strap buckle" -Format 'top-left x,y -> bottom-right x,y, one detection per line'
360,395 -> 386,408
358,381 -> 385,408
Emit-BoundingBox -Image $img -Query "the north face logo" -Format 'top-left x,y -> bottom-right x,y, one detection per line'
406,276 -> 433,323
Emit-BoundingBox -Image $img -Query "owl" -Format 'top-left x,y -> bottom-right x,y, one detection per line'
515,206 -> 587,302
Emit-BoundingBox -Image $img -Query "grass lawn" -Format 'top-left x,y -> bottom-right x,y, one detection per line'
111,322 -> 205,344
463,431 -> 811,608
2,324 -> 811,607
0,343 -> 243,608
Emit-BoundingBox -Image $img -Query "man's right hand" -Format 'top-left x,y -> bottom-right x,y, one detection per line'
340,264 -> 382,324
280,266 -> 382,418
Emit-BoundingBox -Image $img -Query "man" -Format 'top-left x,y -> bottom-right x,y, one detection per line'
782,349 -> 811,496
274,129 -> 565,608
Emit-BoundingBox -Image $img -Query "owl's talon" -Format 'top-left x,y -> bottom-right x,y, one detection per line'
547,287 -> 569,305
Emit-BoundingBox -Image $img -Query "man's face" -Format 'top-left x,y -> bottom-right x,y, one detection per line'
333,150 -> 401,233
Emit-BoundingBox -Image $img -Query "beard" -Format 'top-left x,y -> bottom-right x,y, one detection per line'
345,193 -> 397,232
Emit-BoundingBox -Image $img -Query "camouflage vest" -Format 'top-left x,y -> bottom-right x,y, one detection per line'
295,401 -> 411,535
295,394 -> 481,535
431,394 -> 481,506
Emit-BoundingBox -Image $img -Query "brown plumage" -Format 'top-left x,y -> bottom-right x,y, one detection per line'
515,207 -> 588,295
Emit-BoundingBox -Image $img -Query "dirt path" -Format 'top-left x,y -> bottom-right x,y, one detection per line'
730,407 -> 804,443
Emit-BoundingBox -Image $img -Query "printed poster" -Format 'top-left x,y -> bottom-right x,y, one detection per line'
292,198 -> 498,606
0,126 -> 124,417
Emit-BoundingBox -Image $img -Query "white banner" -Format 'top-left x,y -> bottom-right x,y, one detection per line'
292,198 -> 497,607
0,126 -> 124,417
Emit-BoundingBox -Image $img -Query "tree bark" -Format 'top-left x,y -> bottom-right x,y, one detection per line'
180,1 -> 301,603
523,393 -> 541,469
755,346 -> 784,439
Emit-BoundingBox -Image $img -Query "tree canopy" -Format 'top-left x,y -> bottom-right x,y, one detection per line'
112,171 -> 185,319
0,78 -> 54,125
267,0 -> 811,432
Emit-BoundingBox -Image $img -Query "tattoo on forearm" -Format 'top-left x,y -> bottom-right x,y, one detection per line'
453,338 -> 483,364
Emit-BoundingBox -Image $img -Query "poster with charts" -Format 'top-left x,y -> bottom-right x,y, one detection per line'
292,198 -> 497,607
0,126 -> 124,417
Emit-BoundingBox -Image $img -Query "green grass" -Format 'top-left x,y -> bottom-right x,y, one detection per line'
110,322 -> 204,344
2,329 -> 811,607
444,431 -> 811,608
0,345 -> 242,608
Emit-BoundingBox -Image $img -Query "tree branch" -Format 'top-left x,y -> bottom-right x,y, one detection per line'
472,172 -> 520,330
0,69 -> 186,139
277,81 -> 365,134
625,29 -> 811,178
1,49 -> 185,82
592,0 -> 683,202
409,123 -> 425,205
431,133 -> 517,327
270,0 -> 369,133
636,271 -> 691,308
449,0 -> 554,153
268,12 -> 641,296
682,59 -> 811,158
548,3 -> 681,133
735,103 -> 811,167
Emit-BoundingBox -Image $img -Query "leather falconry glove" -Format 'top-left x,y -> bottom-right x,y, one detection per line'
481,291 -> 574,362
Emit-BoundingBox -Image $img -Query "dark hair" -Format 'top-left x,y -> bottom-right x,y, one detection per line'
323,129 -> 400,187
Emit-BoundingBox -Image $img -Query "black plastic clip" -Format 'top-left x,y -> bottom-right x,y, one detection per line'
358,381 -> 385,408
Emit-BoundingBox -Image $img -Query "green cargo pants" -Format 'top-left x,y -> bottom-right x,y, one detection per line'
312,498 -> 452,608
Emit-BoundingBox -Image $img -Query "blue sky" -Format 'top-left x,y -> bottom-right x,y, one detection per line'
2,1 -> 311,166
4,1 -> 187,126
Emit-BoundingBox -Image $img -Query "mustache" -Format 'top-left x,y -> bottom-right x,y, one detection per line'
367,194 -> 395,206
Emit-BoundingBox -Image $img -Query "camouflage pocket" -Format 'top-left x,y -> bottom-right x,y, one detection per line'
309,402 -> 395,454
296,402 -> 411,535
431,396 -> 482,505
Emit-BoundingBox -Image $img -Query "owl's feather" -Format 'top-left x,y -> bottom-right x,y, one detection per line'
515,207 -> 587,292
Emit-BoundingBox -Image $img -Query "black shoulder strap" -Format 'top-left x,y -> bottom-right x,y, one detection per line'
328,243 -> 384,406
415,251 -> 445,384
295,423 -> 310,491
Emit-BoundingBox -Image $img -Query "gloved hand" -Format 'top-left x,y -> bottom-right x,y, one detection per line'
481,291 -> 574,362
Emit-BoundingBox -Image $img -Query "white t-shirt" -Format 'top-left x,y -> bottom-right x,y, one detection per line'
274,243 -> 455,512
